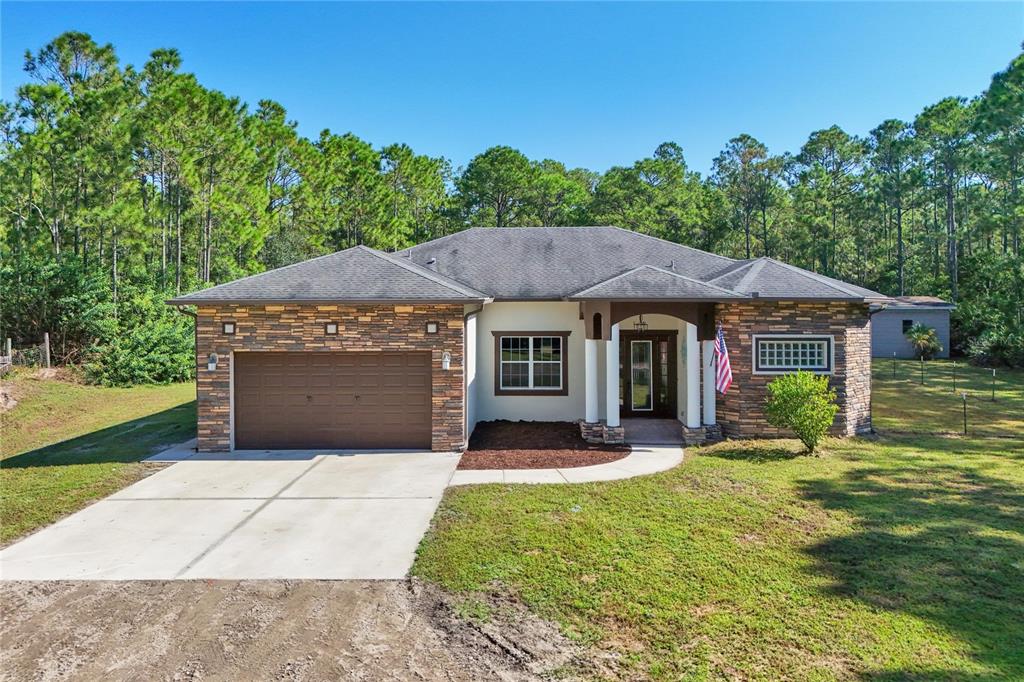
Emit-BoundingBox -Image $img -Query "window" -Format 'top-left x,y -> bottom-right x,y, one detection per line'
753,335 -> 833,374
902,319 -> 913,334
492,332 -> 570,395
222,322 -> 236,335
324,322 -> 338,335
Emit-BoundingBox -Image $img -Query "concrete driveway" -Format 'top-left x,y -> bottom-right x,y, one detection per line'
0,445 -> 460,580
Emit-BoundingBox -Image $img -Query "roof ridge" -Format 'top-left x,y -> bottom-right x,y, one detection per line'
171,248 -> 348,300
705,259 -> 755,285
641,264 -> 748,296
735,258 -> 769,293
761,257 -> 865,298
362,246 -> 489,298
568,263 -> 745,298
607,226 -> 736,264
397,228 -> 475,255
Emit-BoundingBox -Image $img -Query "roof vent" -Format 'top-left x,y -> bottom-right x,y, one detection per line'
750,291 -> 760,298
668,259 -> 675,270
426,258 -> 436,265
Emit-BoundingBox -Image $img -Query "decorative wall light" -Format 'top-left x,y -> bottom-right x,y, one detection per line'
633,315 -> 649,333
425,321 -> 439,334
441,351 -> 452,370
324,322 -> 339,335
222,321 -> 236,335
207,352 -> 219,372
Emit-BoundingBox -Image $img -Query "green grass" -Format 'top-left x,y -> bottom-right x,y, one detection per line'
1,369 -> 196,544
415,365 -> 1024,680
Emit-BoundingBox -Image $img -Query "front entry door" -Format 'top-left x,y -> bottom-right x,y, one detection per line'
620,331 -> 677,418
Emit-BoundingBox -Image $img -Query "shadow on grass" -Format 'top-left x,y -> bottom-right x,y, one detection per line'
702,445 -> 807,463
798,462 -> 1024,678
1,402 -> 196,469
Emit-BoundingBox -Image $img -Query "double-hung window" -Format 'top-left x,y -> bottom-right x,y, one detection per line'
752,335 -> 833,374
493,332 -> 569,395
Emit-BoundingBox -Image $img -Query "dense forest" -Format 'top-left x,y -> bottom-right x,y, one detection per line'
1,33 -> 1022,385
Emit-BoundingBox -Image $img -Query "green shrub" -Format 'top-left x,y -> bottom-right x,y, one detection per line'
904,323 -> 943,360
967,325 -> 1024,368
84,286 -> 194,387
764,371 -> 838,453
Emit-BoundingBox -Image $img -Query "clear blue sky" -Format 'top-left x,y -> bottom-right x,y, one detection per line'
2,2 -> 1021,175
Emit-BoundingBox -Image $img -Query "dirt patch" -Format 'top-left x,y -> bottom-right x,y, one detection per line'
0,384 -> 16,413
459,421 -> 629,470
0,579 -> 596,682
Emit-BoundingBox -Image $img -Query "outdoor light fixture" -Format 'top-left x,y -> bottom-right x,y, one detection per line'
425,321 -> 439,334
207,352 -> 218,372
324,322 -> 338,335
633,315 -> 649,333
222,321 -> 236,335
441,351 -> 451,370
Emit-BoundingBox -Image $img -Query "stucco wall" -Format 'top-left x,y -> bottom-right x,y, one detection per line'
871,308 -> 951,359
474,302 -> 588,422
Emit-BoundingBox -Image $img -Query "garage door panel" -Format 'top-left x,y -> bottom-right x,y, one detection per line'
234,352 -> 432,450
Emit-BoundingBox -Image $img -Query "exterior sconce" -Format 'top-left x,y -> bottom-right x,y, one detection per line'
425,321 -> 439,334
222,321 -> 236,335
207,352 -> 218,372
324,322 -> 338,335
441,351 -> 451,371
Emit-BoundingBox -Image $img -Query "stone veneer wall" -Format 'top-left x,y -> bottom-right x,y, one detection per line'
714,301 -> 872,438
194,303 -> 465,452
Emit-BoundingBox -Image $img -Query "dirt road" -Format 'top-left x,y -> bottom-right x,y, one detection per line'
0,579 -> 587,681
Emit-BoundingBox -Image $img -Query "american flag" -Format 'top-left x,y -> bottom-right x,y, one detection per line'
714,325 -> 733,394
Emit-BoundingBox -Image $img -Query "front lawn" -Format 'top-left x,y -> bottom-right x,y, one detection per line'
414,365 -> 1024,679
0,369 -> 196,544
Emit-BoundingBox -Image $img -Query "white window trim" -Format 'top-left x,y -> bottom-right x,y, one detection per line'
751,334 -> 835,375
499,335 -> 564,391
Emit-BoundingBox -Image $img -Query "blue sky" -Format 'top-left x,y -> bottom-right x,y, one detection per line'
2,2 -> 1021,175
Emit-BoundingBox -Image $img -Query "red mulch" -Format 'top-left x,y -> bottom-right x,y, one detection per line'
457,421 -> 629,470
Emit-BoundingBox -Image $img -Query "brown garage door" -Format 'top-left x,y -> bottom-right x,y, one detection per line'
233,352 -> 432,450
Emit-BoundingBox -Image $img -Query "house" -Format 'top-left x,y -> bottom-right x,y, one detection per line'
871,296 -> 954,359
168,227 -> 888,452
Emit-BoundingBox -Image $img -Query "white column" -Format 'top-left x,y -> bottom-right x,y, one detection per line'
584,339 -> 598,423
702,339 -> 717,425
685,323 -> 700,428
605,324 -> 620,427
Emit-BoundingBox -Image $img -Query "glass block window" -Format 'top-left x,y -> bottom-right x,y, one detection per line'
753,336 -> 833,373
499,335 -> 563,390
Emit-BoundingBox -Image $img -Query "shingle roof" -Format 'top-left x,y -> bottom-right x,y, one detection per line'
705,257 -> 888,301
886,296 -> 955,309
569,265 -> 746,300
398,226 -> 735,299
167,245 -> 489,304
169,227 -> 889,305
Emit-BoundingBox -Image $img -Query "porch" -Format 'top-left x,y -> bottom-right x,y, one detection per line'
578,300 -> 723,446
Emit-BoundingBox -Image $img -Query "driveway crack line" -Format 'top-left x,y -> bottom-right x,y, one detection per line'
171,456 -> 328,578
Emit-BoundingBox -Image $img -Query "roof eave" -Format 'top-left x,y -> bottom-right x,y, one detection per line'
167,296 -> 492,306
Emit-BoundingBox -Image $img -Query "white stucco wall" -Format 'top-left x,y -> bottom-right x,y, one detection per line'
469,303 -> 695,425
464,309 -> 479,436
474,302 -> 588,422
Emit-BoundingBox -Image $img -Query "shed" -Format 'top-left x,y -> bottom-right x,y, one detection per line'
872,296 -> 955,359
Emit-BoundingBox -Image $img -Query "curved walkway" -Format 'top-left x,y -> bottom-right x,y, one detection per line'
448,445 -> 683,486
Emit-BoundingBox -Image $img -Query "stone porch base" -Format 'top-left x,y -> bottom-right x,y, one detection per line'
681,424 -> 724,446
580,421 -> 625,445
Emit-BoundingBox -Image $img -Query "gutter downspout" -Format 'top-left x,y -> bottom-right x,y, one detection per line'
462,304 -> 484,450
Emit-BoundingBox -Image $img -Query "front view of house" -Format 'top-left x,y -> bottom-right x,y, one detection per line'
169,227 -> 885,452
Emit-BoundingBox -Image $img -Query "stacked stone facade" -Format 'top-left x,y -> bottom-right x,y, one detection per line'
714,301 -> 872,438
194,303 -> 465,452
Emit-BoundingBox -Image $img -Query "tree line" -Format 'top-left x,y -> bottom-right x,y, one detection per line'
1,33 -> 1021,384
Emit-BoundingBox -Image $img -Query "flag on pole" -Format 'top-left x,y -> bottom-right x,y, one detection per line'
714,324 -> 733,394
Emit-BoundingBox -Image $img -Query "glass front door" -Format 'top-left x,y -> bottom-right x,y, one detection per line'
630,341 -> 653,411
620,331 -> 677,418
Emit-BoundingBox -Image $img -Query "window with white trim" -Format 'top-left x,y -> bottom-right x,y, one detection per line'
499,335 -> 564,390
753,335 -> 833,374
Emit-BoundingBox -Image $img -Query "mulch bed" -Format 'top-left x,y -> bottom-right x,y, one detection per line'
458,421 -> 629,470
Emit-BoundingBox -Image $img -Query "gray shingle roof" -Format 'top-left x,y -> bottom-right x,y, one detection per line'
168,228 -> 888,305
569,265 -> 746,300
168,245 -> 489,304
398,226 -> 735,299
705,257 -> 888,300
